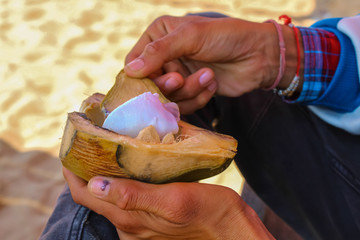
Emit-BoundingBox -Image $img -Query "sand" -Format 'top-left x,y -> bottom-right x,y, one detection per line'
0,0 -> 358,239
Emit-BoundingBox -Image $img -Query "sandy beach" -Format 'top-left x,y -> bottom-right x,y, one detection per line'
0,0 -> 358,239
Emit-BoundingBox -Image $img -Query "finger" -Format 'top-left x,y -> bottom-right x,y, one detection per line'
88,176 -> 199,224
63,168 -> 113,215
168,68 -> 216,102
62,167 -> 87,188
147,68 -> 164,80
152,72 -> 184,96
125,15 -> 198,65
88,176 -> 163,212
124,23 -> 203,78
124,18 -> 168,64
63,168 -> 144,232
177,82 -> 217,115
63,167 -> 109,212
162,59 -> 191,77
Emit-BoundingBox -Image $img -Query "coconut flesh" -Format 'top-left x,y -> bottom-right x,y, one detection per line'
102,92 -> 180,141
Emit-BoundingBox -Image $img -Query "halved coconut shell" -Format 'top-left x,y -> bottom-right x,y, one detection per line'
59,70 -> 237,183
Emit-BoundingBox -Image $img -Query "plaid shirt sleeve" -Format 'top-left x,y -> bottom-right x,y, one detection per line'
289,27 -> 340,103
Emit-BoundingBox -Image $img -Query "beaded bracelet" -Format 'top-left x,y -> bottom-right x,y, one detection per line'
264,19 -> 286,90
274,15 -> 301,97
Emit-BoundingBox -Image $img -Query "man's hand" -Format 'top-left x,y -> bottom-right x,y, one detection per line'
63,167 -> 275,239
124,15 -> 280,114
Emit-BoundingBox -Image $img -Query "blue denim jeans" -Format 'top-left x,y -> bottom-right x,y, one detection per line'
40,185 -> 119,240
209,91 -> 360,240
41,90 -> 360,240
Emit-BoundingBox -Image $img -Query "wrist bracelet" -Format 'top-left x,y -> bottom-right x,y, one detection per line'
274,75 -> 300,96
274,15 -> 301,97
264,19 -> 286,90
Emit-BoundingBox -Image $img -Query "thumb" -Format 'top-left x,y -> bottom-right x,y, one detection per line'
124,28 -> 199,78
88,176 -> 170,214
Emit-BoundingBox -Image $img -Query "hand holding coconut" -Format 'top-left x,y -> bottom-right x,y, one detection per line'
64,167 -> 275,240
124,15 -> 302,114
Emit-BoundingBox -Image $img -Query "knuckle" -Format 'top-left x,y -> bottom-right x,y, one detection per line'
157,15 -> 172,24
117,185 -> 138,210
151,15 -> 172,32
143,41 -> 160,55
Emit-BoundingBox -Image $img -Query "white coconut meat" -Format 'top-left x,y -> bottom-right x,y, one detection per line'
102,92 -> 180,138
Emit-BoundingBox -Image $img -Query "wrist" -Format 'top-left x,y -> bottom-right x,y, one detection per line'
261,22 -> 304,94
278,24 -> 304,93
258,23 -> 281,89
211,191 -> 274,240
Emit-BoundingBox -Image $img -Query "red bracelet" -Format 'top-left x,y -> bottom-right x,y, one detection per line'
264,19 -> 286,90
282,15 -> 301,79
274,15 -> 301,97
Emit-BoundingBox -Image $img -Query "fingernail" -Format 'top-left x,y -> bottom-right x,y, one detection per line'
207,81 -> 217,92
126,58 -> 144,71
164,77 -> 180,90
89,178 -> 111,197
199,71 -> 212,86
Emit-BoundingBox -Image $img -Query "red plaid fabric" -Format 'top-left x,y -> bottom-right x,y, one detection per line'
290,27 -> 340,103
